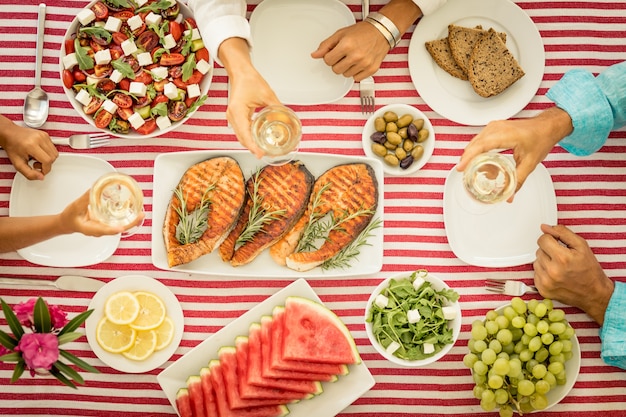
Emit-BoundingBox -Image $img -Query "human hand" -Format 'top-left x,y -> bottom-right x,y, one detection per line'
0,120 -> 58,180
311,21 -> 389,81
534,224 -> 615,325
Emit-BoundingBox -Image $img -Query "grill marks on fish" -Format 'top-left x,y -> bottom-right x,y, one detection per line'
271,163 -> 378,271
220,161 -> 315,267
164,157 -> 246,267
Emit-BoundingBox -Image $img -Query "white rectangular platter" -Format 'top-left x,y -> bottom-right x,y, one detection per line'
151,150 -> 384,277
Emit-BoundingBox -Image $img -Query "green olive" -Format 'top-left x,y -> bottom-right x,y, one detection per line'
396,114 -> 414,128
385,122 -> 398,133
403,139 -> 414,152
383,111 -> 398,123
398,127 -> 408,139
384,154 -> 400,166
374,117 -> 386,132
412,118 -> 424,130
411,145 -> 424,160
395,148 -> 407,160
417,128 -> 430,142
384,141 -> 397,150
386,131 -> 403,146
371,143 -> 388,157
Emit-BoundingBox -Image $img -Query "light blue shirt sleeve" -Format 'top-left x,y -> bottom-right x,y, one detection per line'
599,281 -> 626,370
546,61 -> 626,156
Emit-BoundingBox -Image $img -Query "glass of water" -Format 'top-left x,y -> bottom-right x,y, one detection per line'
88,172 -> 144,236
252,105 -> 302,165
463,152 -> 517,204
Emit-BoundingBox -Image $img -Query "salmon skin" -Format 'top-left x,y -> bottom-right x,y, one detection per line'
164,156 -> 246,268
220,161 -> 314,267
270,163 -> 378,271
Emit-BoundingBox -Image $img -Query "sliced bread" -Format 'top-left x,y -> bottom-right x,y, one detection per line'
447,24 -> 485,75
425,37 -> 468,80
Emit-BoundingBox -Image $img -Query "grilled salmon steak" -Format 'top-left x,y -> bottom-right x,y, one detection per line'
163,156 -> 246,267
220,161 -> 314,267
270,163 -> 378,271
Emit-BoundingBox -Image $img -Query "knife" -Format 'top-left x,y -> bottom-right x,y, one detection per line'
0,275 -> 105,292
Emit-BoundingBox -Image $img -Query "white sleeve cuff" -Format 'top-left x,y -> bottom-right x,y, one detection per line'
412,0 -> 448,16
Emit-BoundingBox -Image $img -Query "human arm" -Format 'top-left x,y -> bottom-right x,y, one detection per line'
311,0 -> 446,81
0,191 -> 144,253
599,281 -> 626,370
0,115 -> 58,180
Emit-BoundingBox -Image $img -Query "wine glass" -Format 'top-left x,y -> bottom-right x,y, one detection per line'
252,105 -> 302,165
463,152 -> 517,204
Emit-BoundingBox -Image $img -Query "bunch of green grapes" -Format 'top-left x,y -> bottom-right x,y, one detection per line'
463,297 -> 576,416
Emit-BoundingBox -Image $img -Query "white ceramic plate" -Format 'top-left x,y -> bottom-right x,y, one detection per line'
158,278 -> 375,417
443,160 -> 557,267
249,0 -> 355,105
8,154 -> 119,267
60,0 -> 213,139
408,0 -> 545,125
151,150 -> 384,277
493,303 -> 580,412
362,103 -> 436,176
85,275 -> 184,374
365,271 -> 462,367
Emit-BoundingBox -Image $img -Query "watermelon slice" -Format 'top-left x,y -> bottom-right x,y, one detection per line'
200,367 -> 219,417
260,315 -> 337,382
187,375 -> 207,417
176,388 -> 193,417
270,307 -> 349,375
247,323 -> 323,394
209,358 -> 290,417
235,337 -> 314,401
282,296 -> 361,364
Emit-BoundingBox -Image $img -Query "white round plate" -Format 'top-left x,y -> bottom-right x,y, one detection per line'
59,0 -> 213,139
249,0 -> 355,105
365,271 -> 461,367
85,275 -> 184,373
408,0 -> 545,125
362,104 -> 435,176
9,154 -> 119,267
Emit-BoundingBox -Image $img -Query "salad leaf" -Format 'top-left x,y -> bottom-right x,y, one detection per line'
186,94 -> 207,115
79,27 -> 112,44
180,21 -> 194,56
74,39 -> 94,71
104,0 -> 132,9
151,102 -> 168,118
136,0 -> 173,14
111,58 -> 135,79
152,47 -> 168,63
182,53 -> 196,82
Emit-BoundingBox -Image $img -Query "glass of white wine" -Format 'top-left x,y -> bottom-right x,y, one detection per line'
463,152 -> 517,204
88,172 -> 144,237
252,105 -> 302,165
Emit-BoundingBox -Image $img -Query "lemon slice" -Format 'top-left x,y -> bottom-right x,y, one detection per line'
122,329 -> 157,361
95,317 -> 137,353
130,292 -> 166,331
105,291 -> 140,325
154,316 -> 175,351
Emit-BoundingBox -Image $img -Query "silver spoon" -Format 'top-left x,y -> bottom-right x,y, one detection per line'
23,3 -> 49,128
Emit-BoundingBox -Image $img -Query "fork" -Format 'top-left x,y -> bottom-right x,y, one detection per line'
360,76 -> 375,114
485,279 -> 538,296
52,133 -> 111,149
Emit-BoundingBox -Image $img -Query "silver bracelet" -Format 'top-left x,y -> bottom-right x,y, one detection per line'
367,11 -> 401,48
365,17 -> 395,50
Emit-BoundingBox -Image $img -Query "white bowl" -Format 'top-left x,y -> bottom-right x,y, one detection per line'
362,104 -> 435,176
364,271 -> 461,367
59,0 -> 213,139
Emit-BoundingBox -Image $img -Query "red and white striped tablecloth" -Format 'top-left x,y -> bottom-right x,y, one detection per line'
1,0 -> 625,416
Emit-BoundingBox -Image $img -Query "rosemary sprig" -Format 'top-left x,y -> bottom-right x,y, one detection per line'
294,182 -> 332,253
235,170 -> 286,247
173,183 -> 214,245
321,217 -> 382,270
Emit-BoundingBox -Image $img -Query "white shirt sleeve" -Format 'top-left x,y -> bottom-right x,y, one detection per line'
412,0 -> 447,16
187,0 -> 251,66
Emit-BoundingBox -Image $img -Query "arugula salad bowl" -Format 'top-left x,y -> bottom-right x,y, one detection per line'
59,0 -> 213,139
365,270 -> 462,367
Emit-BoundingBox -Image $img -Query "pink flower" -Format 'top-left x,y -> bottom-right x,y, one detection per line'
13,298 -> 68,330
48,304 -> 68,330
16,333 -> 59,371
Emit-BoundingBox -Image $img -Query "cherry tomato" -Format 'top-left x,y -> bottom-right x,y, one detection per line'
136,31 -> 159,52
132,22 -> 146,37
135,118 -> 157,135
110,46 -> 122,60
62,69 -> 74,89
134,95 -> 152,108
112,93 -> 133,108
112,32 -> 128,46
160,53 -> 185,66
90,40 -> 106,51
118,78 -> 131,91
64,39 -> 75,54
73,69 -> 87,82
134,70 -> 153,85
94,64 -> 112,78
83,97 -> 103,115
94,109 -> 113,129
168,66 -> 183,79
91,1 -> 109,20
96,79 -> 116,95
113,11 -> 134,21
153,79 -> 168,92
122,55 -> 140,73
185,95 -> 197,109
172,78 -> 187,90
185,70 -> 203,85
163,3 -> 180,18
168,21 -> 182,42
195,47 -> 209,63
168,101 -> 187,122
116,107 -> 134,121
184,17 -> 197,29
151,94 -> 169,107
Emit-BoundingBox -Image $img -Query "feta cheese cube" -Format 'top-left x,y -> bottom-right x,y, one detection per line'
150,66 -> 169,81
374,294 -> 389,309
121,39 -> 138,56
102,99 -> 118,115
156,115 -> 172,130
128,112 -> 145,130
129,81 -> 147,97
86,75 -> 99,85
62,53 -> 78,70
423,343 -> 435,355
109,69 -> 124,84
412,276 -> 426,291
196,59 -> 211,75
407,309 -> 421,324
94,49 -> 112,65
442,306 -> 457,320
104,16 -> 122,33
75,89 -> 92,106
187,83 -> 201,99
385,341 -> 401,355
184,28 -> 201,41
162,34 -> 176,50
144,12 -> 162,27
137,52 -> 153,67
135,0 -> 148,6
127,15 -> 143,32
164,82 -> 179,100
77,9 -> 96,26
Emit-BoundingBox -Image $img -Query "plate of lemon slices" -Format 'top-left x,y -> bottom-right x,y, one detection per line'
85,275 -> 184,373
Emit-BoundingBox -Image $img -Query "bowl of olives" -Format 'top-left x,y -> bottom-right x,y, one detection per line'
362,104 -> 435,175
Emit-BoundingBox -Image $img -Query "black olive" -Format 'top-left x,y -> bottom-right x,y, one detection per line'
400,155 -> 414,169
370,131 -> 387,144
407,123 -> 418,141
